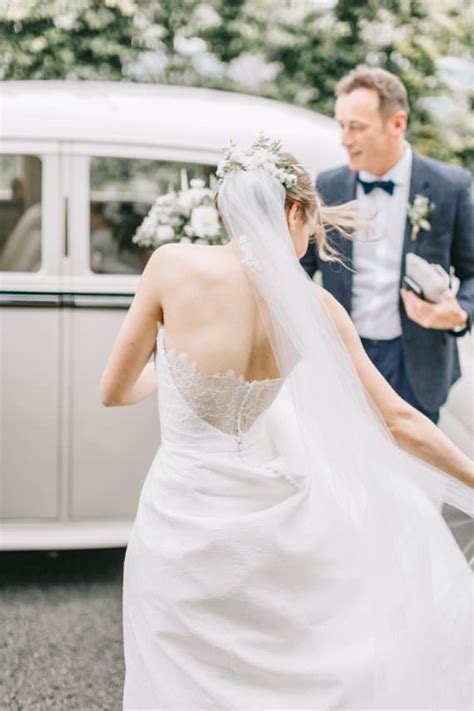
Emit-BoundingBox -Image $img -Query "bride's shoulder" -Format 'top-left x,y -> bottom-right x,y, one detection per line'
151,242 -> 197,259
147,242 -> 203,270
145,242 -> 226,284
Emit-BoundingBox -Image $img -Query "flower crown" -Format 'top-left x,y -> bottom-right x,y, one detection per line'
216,134 -> 299,189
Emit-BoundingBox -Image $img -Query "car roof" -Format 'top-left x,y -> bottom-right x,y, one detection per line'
0,81 -> 345,172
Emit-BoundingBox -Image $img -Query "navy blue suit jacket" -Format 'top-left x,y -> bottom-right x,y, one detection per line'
301,152 -> 474,412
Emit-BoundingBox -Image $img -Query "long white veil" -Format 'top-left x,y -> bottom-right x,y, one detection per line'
218,169 -> 472,520
217,168 -> 473,704
218,169 -> 474,520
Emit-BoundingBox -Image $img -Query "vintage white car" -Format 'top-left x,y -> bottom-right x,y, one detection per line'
0,81 -> 471,550
0,80 -> 343,550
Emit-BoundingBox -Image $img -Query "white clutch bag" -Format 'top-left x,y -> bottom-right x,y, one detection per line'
403,253 -> 451,303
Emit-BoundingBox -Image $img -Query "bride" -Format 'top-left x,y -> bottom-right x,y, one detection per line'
101,138 -> 473,710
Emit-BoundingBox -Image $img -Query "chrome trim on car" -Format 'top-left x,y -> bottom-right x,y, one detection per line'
0,291 -> 133,308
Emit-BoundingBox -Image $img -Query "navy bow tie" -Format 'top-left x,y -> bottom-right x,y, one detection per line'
357,177 -> 395,195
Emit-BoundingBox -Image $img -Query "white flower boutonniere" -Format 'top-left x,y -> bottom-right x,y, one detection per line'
407,194 -> 435,242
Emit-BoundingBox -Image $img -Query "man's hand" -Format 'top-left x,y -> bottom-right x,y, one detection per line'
400,287 -> 468,330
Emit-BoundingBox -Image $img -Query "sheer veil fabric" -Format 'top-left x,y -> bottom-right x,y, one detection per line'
218,169 -> 473,519
216,169 -> 473,705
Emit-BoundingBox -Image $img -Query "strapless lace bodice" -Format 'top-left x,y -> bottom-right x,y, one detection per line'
155,328 -> 282,459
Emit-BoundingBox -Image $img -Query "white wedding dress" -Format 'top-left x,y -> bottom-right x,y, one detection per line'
122,327 -> 473,711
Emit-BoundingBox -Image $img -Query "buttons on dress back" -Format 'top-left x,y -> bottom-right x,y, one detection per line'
235,382 -> 253,459
159,334 -> 282,450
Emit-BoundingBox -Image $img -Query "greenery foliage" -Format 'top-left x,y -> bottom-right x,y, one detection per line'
0,0 -> 472,170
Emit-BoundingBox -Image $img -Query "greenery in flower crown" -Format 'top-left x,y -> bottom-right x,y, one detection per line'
132,176 -> 227,248
216,134 -> 299,189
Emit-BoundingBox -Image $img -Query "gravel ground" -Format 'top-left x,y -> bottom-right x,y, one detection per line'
0,510 -> 470,711
0,548 -> 125,711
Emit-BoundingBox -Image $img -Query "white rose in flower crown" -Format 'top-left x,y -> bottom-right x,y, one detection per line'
190,205 -> 221,238
216,134 -> 299,189
250,151 -> 274,170
231,149 -> 247,165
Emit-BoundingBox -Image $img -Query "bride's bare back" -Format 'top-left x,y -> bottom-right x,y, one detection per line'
101,223 -> 474,491
157,242 -> 280,382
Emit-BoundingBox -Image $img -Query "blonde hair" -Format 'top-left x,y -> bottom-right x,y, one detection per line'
281,153 -> 358,263
214,153 -> 358,263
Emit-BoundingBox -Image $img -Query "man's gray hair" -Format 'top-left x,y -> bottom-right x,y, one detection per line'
336,65 -> 409,119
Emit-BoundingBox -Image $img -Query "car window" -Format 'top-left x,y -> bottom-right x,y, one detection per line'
0,154 -> 42,272
90,157 -> 214,275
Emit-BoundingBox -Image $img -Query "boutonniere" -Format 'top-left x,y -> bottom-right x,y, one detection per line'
407,194 -> 435,241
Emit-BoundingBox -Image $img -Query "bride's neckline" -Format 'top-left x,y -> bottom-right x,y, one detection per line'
157,327 -> 281,387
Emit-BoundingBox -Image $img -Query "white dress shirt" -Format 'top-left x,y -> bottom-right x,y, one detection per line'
352,143 -> 413,340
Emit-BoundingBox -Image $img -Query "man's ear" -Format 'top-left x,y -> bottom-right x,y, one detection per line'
389,110 -> 408,138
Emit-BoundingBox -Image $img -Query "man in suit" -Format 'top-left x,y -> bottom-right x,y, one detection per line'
301,65 -> 473,423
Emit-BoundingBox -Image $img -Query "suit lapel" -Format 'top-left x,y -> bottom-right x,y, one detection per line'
400,152 -> 431,285
335,169 -> 357,308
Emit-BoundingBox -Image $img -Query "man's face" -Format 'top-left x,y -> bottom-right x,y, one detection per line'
335,88 -> 398,175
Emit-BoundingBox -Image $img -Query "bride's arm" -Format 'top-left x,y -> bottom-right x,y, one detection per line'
100,248 -> 166,407
317,286 -> 474,488
105,361 -> 157,407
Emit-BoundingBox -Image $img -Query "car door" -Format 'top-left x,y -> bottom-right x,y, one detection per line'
0,143 -> 63,520
65,146 -> 216,520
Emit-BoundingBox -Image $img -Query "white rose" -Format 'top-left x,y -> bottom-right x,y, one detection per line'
233,150 -> 247,165
190,178 -> 206,189
178,190 -> 199,213
190,205 -> 220,238
156,225 -> 175,241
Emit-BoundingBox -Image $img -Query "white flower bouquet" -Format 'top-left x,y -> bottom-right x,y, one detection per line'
132,175 -> 227,248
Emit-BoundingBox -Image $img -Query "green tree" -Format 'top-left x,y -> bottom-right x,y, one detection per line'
0,0 -> 137,80
0,0 -> 471,170
252,0 -> 469,165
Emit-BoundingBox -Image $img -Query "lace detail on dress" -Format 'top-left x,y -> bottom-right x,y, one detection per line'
162,342 -> 282,439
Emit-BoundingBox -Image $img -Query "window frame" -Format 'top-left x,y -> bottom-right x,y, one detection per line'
66,142 -> 219,287
0,140 -> 63,290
